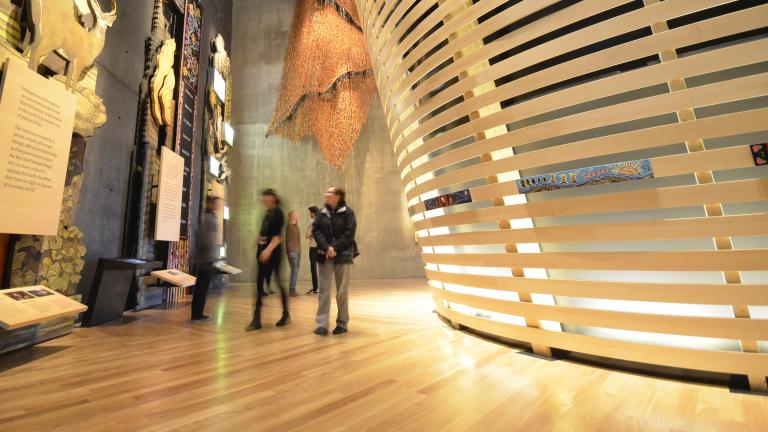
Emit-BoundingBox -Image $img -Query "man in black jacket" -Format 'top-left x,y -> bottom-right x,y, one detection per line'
312,187 -> 357,336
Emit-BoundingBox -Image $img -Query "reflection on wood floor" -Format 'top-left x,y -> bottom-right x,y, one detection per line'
0,279 -> 766,431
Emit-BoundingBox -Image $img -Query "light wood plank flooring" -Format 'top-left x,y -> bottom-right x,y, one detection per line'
0,279 -> 766,431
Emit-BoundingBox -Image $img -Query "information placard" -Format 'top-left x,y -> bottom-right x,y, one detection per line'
213,262 -> 242,275
151,269 -> 197,287
155,146 -> 184,241
0,58 -> 76,235
0,286 -> 87,330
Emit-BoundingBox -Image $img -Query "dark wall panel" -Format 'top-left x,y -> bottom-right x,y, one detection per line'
75,0 -> 233,294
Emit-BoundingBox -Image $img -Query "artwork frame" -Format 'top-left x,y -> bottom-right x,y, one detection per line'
516,159 -> 654,194
424,190 -> 473,211
751,143 -> 767,166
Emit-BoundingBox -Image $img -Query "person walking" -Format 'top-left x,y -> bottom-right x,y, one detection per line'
305,206 -> 319,294
286,210 -> 301,297
246,189 -> 290,331
191,195 -> 221,321
313,187 -> 357,336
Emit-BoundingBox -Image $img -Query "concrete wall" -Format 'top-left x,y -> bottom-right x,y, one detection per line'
75,0 -> 232,293
74,0 -> 155,293
228,0 -> 425,282
192,0 -> 233,259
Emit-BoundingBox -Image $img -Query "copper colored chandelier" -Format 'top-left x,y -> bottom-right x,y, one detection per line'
268,0 -> 376,170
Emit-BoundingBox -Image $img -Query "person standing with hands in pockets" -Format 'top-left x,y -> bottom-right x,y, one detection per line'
312,187 -> 357,336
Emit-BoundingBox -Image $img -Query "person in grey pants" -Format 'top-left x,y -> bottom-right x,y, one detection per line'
285,210 -> 301,296
312,187 -> 357,336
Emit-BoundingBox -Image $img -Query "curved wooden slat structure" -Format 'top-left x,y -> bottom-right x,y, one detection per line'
355,0 -> 768,391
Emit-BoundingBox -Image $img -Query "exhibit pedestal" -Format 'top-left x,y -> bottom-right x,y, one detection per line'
151,269 -> 196,305
135,281 -> 165,311
0,286 -> 87,355
0,316 -> 76,355
82,258 -> 162,327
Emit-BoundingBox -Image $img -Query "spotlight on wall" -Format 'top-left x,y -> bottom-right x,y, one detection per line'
213,70 -> 226,102
222,122 -> 235,146
209,156 -> 220,176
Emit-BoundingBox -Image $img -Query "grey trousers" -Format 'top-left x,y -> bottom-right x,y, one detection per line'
316,260 -> 351,329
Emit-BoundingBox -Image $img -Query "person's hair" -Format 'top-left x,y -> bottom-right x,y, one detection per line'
332,187 -> 346,202
308,206 -> 319,216
262,188 -> 280,205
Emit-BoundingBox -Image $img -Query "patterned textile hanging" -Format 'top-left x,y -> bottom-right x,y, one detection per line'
267,0 -> 376,170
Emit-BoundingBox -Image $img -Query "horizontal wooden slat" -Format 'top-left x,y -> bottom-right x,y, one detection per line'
383,0 -> 577,126
391,0 -> 741,132
400,36 -> 768,170
418,214 -> 768,246
372,0 -> 437,77
408,109 -> 768,210
414,178 -> 768,231
380,0 -> 563,120
401,71 -> 768,180
389,0 -> 627,139
653,144 -> 755,175
395,10 -> 768,162
436,304 -> 768,377
394,1 -> 764,158
433,287 -> 768,340
422,250 -> 768,271
377,0 -> 532,88
402,39 -> 768,187
408,135 -> 761,203
425,269 -> 768,306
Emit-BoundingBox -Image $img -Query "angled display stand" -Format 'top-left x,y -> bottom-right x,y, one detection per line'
151,269 -> 197,304
82,258 -> 162,327
213,262 -> 242,275
151,269 -> 197,287
0,286 -> 87,330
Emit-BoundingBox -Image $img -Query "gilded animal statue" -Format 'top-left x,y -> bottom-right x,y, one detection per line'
27,0 -> 117,91
151,39 -> 177,127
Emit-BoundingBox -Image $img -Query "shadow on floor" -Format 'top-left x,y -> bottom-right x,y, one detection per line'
0,345 -> 71,373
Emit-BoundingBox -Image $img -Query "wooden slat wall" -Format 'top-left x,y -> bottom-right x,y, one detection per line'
356,0 -> 768,391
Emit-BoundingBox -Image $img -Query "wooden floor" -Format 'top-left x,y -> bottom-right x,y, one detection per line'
0,279 -> 766,432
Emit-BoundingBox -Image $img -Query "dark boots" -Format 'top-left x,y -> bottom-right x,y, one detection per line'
276,314 -> 291,327
245,312 -> 290,331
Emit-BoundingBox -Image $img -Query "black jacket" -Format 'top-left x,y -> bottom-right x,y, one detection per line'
312,202 -> 357,264
195,210 -> 220,264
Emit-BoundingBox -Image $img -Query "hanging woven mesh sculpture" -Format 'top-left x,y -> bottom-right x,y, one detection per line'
267,0 -> 376,170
